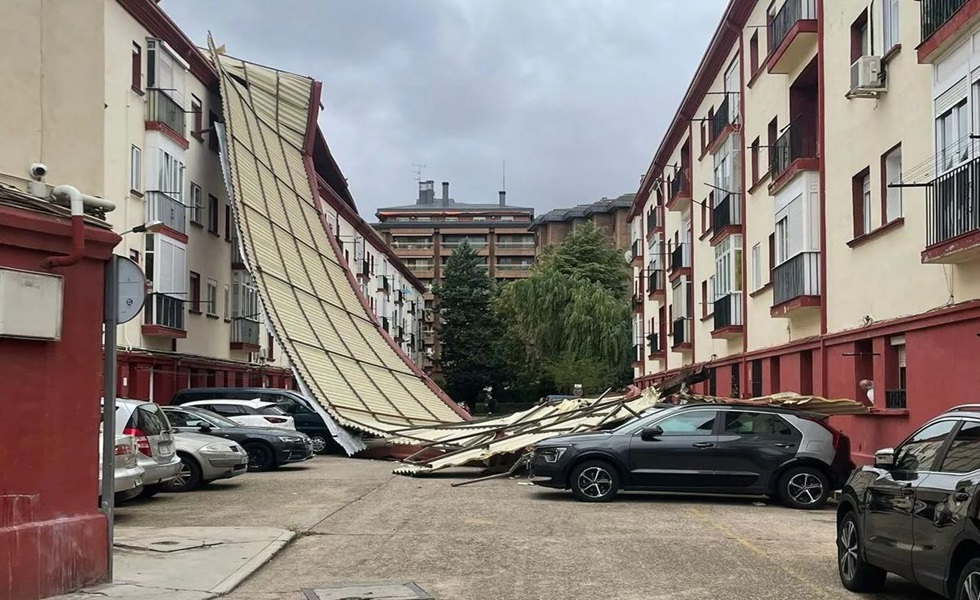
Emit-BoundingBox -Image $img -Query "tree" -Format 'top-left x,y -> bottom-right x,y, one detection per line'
433,242 -> 505,407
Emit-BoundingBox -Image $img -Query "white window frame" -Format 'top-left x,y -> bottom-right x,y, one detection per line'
206,279 -> 218,316
883,0 -> 900,52
713,234 -> 743,298
190,183 -> 203,224
751,243 -> 762,291
671,279 -> 690,319
937,99 -> 969,174
149,234 -> 187,297
862,173 -> 873,235
884,146 -> 903,223
130,145 -> 142,193
775,217 -> 789,265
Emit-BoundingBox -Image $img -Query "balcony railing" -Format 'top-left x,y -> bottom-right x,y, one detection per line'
669,172 -> 686,200
773,251 -> 820,306
711,193 -> 741,235
359,259 -> 369,278
495,241 -> 535,249
146,88 -> 185,136
144,293 -> 185,331
921,0 -> 967,42
442,240 -> 488,249
495,263 -> 532,271
670,243 -> 691,272
769,118 -> 817,181
926,157 -> 980,247
632,344 -> 643,363
768,0 -> 817,54
632,292 -> 642,308
146,191 -> 187,234
381,316 -> 390,331
378,276 -> 391,293
885,389 -> 907,409
710,95 -> 735,142
647,269 -> 665,294
713,292 -> 744,331
646,332 -> 661,354
391,241 -> 433,250
672,318 -> 690,346
647,206 -> 664,232
631,239 -> 641,261
231,318 -> 260,347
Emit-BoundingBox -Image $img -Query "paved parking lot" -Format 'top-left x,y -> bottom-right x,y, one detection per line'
117,457 -> 939,600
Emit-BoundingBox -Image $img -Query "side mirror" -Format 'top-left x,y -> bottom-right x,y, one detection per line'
874,448 -> 895,469
640,425 -> 664,441
198,424 -> 212,434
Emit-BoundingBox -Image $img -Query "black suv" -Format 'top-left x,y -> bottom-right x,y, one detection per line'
529,403 -> 853,509
837,405 -> 980,599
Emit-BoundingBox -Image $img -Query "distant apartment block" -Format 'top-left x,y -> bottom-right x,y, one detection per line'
530,193 -> 635,252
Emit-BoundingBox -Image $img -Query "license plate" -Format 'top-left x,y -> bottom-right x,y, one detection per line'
134,477 -> 143,487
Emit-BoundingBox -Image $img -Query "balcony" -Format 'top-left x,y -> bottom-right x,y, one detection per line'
358,259 -> 370,278
378,276 -> 391,294
769,119 -> 818,192
647,268 -> 666,298
146,89 -> 187,144
646,332 -> 664,357
711,193 -> 742,243
771,251 -> 821,316
667,171 -> 692,212
632,344 -> 643,365
230,318 -> 261,351
712,292 -> 744,338
631,239 -> 642,265
709,95 -> 737,151
146,191 -> 187,236
669,243 -> 692,280
632,291 -> 643,313
381,316 -> 390,332
646,205 -> 665,235
920,0 -> 975,62
142,293 -> 186,338
885,389 -> 907,409
671,317 -> 691,350
495,263 -> 532,277
923,157 -> 980,264
767,0 -> 818,75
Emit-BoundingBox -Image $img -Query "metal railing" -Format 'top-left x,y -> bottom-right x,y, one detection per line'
670,243 -> 691,271
768,0 -> 817,54
391,241 -> 433,250
672,318 -> 690,346
647,332 -> 661,354
146,88 -> 185,136
146,191 -> 187,234
632,344 -> 643,363
926,157 -> 980,247
773,251 -> 820,306
647,206 -> 664,232
647,269 -> 665,294
669,172 -> 686,200
885,389 -> 907,409
921,0 -> 967,42
495,241 -> 536,249
381,316 -> 390,331
711,193 -> 741,235
144,293 -> 185,331
359,260 -> 369,277
495,263 -> 532,271
441,240 -> 488,249
769,118 -> 817,181
713,292 -> 744,331
231,318 -> 260,346
631,239 -> 641,261
710,95 -> 734,142
378,276 -> 390,293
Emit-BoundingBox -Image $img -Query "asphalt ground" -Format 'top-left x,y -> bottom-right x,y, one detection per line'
115,456 -> 941,600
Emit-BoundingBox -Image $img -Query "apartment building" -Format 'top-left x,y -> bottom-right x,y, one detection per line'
374,181 -> 535,370
629,0 -> 980,461
530,193 -> 634,252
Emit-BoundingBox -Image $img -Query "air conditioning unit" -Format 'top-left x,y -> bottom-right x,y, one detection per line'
850,56 -> 884,92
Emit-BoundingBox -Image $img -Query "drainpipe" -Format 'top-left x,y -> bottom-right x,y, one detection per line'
43,185 -> 117,269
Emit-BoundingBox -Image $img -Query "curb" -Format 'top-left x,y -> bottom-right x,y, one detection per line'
210,530 -> 296,596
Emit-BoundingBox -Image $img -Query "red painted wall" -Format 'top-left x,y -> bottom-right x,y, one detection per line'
0,206 -> 119,599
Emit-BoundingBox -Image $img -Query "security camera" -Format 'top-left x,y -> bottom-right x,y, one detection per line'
29,163 -> 48,180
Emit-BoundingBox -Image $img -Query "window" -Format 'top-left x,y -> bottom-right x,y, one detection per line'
445,217 -> 458,222
224,284 -> 230,319
206,279 -> 218,316
701,280 -> 710,317
937,100 -> 969,173
851,11 -> 869,63
190,184 -> 203,225
267,333 -> 275,360
722,412 -> 793,435
852,169 -> 872,237
130,145 -> 142,193
207,194 -> 219,234
191,95 -> 203,140
714,234 -> 743,298
146,39 -> 185,102
189,272 -> 201,313
751,243 -> 762,291
208,110 -> 221,152
883,0 -> 900,52
895,420 -> 958,472
473,216 -> 486,221
883,145 -> 903,223
768,233 -> 775,283
775,217 -> 788,264
131,43 -> 142,91
767,117 -> 778,176
146,234 -> 187,298
750,137 -> 760,185
129,249 -> 140,265
501,215 -> 514,221
941,421 -> 980,474
749,31 -> 759,76
225,202 -> 232,240
654,411 -> 717,436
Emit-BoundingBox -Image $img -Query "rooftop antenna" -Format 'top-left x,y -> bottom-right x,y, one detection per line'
412,163 -> 426,184
501,160 -> 506,192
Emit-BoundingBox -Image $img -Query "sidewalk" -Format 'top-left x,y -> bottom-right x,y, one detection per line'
53,527 -> 294,600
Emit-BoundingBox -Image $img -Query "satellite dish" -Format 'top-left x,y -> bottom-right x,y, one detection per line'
623,249 -> 633,262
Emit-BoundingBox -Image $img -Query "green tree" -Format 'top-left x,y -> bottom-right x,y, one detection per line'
433,242 -> 505,407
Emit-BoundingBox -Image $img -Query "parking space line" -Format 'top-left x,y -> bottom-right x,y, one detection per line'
688,507 -> 836,600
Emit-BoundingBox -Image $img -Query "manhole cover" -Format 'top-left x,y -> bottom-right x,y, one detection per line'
303,582 -> 433,600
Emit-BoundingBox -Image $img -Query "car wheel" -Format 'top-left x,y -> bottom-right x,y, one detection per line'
569,460 -> 620,502
245,442 -> 275,472
837,511 -> 886,592
309,435 -> 329,455
162,454 -> 202,493
777,466 -> 830,509
955,557 -> 980,600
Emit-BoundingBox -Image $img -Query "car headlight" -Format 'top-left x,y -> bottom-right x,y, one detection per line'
537,447 -> 567,463
278,436 -> 303,443
200,442 -> 234,453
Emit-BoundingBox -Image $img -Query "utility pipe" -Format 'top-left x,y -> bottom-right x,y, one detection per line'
43,185 -> 117,269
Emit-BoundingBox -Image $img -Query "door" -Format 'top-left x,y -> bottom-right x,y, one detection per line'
864,419 -> 958,579
711,410 -> 801,490
912,419 -> 980,595
628,409 -> 719,489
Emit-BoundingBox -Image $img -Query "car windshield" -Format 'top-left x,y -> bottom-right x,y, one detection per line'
611,407 -> 672,434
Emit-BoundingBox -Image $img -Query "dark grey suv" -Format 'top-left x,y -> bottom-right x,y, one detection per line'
529,403 -> 854,509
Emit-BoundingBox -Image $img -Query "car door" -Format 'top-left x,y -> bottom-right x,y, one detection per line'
628,409 -> 720,489
864,419 -> 958,580
911,419 -> 980,595
710,410 -> 802,491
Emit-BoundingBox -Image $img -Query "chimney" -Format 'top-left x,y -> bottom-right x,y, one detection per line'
499,190 -> 506,206
442,181 -> 450,203
418,180 -> 435,204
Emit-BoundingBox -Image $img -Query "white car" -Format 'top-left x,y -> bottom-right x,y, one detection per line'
182,399 -> 297,430
98,432 -> 145,504
110,399 -> 182,498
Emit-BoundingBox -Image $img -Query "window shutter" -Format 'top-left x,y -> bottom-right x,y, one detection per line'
936,77 -> 968,115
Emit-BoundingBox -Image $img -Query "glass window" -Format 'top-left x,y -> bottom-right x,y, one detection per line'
883,0 -> 899,50
137,405 -> 167,435
722,411 -> 793,436
941,421 -> 980,474
207,404 -> 245,416
165,409 -> 204,428
751,243 -> 762,291
654,410 -> 717,436
895,420 -> 958,472
884,146 -> 903,223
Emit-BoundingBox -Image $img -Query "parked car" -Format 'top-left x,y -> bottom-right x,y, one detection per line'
837,404 -> 980,598
171,387 -> 336,453
111,399 -> 181,498
98,432 -> 145,504
180,399 -> 296,430
529,403 -> 853,509
161,406 -> 314,471
161,432 -> 248,492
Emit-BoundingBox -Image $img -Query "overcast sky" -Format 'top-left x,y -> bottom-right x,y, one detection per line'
162,0 -> 727,220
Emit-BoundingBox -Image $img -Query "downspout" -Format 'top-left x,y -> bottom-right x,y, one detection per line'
816,0 -> 829,396
737,16 -> 749,398
43,185 -> 117,269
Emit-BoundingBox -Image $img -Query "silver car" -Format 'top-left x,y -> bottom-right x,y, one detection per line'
161,432 -> 248,492
98,432 -> 145,503
112,399 -> 181,497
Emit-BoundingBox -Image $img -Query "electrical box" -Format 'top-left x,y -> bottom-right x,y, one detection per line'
0,268 -> 63,340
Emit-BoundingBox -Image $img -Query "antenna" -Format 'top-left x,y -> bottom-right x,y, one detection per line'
412,163 -> 426,184
501,160 -> 506,192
